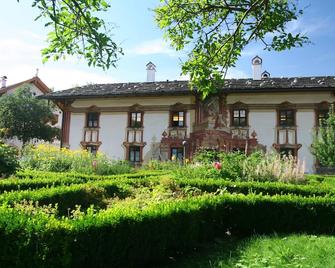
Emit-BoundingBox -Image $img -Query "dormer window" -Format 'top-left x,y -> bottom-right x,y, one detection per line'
87,112 -> 99,128
130,112 -> 143,128
171,111 -> 185,127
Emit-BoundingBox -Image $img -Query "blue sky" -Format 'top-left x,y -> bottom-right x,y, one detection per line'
0,0 -> 334,91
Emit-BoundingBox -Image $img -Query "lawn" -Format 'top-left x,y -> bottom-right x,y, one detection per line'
165,234 -> 335,268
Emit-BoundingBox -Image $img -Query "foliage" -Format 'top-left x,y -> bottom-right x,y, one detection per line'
2,191 -> 335,267
0,139 -> 19,177
312,105 -> 335,167
243,153 -> 305,183
142,160 -> 183,171
167,234 -> 335,268
192,150 -> 305,183
155,0 -> 309,97
20,0 -> 123,70
0,88 -> 59,145
20,144 -> 133,175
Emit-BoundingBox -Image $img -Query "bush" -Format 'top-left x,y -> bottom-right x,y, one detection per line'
192,150 -> 305,183
2,192 -> 335,267
20,144 -> 133,175
0,140 -> 19,177
312,105 -> 335,167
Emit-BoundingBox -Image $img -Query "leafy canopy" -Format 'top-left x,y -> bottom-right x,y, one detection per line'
0,87 -> 60,144
21,0 -> 123,70
155,0 -> 309,97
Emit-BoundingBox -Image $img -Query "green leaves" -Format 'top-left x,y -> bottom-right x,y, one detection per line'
155,0 -> 310,97
22,0 -> 123,70
0,87 -> 60,144
312,105 -> 335,167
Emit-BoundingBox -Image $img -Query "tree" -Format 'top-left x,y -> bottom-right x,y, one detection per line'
312,105 -> 335,167
20,0 -> 123,70
0,87 -> 60,145
155,0 -> 309,97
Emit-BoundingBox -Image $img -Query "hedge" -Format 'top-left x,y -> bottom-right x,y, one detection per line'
175,177 -> 335,197
1,192 -> 335,267
0,170 -> 164,193
0,181 -> 135,215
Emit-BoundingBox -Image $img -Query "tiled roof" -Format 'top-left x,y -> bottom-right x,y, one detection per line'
0,76 -> 51,96
42,76 -> 335,100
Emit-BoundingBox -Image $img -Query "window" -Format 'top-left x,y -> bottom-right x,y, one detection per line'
171,111 -> 185,127
171,147 -> 184,160
129,146 -> 141,163
130,112 -> 142,128
232,109 -> 247,127
87,112 -> 99,128
86,145 -> 98,155
317,110 -> 329,126
279,110 -> 295,127
279,148 -> 295,158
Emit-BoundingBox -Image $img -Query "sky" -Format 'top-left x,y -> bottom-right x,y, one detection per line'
0,0 -> 334,91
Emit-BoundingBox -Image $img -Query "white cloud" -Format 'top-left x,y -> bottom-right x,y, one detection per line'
127,38 -> 177,57
0,35 -> 120,90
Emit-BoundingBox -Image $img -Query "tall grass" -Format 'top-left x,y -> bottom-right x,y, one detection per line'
20,144 -> 133,175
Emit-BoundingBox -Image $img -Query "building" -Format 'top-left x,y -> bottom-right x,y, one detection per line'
44,58 -> 335,173
0,75 -> 62,147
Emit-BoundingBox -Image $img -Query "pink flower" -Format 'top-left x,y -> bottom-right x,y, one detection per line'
213,162 -> 222,170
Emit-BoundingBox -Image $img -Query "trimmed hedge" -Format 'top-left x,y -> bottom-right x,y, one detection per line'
0,181 -> 135,215
1,192 -> 335,267
175,177 -> 335,197
0,170 -> 164,193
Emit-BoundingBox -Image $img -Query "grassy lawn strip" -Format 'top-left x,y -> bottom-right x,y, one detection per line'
165,234 -> 335,268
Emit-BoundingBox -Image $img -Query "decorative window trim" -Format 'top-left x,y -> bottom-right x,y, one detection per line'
169,103 -> 187,128
230,102 -> 249,127
128,111 -> 144,128
273,144 -> 302,158
123,142 -> 146,165
85,107 -> 100,128
276,102 -> 296,128
315,101 -> 330,127
170,147 -> 184,160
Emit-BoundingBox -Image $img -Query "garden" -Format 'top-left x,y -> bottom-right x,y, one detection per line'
1,140 -> 335,267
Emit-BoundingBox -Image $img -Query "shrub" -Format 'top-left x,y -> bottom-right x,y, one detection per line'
312,105 -> 335,167
20,144 -> 133,175
2,192 -> 335,267
243,153 -> 305,183
0,139 -> 19,177
191,150 -> 305,183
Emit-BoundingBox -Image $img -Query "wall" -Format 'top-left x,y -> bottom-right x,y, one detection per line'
248,110 -> 276,153
69,113 -> 85,150
296,111 -> 315,173
99,113 -> 128,160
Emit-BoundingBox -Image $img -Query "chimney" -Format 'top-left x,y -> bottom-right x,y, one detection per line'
146,62 -> 156,82
251,56 -> 262,80
1,76 -> 7,88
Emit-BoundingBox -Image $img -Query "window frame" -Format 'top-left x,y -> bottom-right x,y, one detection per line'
86,112 -> 100,128
316,109 -> 329,127
128,146 -> 141,164
129,111 -> 143,128
279,109 -> 295,127
232,109 -> 247,127
86,145 -> 98,155
170,147 -> 184,160
171,111 -> 185,127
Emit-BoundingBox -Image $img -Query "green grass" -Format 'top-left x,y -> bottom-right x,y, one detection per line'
165,234 -> 335,268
